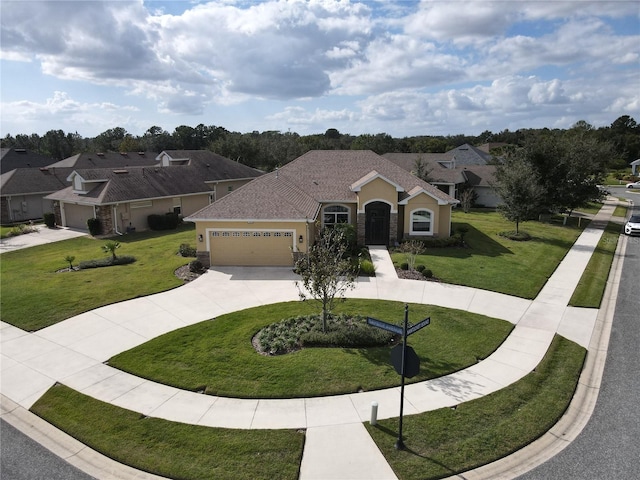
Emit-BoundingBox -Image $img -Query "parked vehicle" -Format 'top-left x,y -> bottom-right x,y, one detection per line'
626,181 -> 640,189
625,215 -> 640,236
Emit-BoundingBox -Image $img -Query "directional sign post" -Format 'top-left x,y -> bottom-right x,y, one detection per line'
367,304 -> 430,450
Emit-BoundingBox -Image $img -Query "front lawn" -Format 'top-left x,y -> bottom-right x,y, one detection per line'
392,210 -> 585,298
109,299 -> 513,398
0,225 -> 196,330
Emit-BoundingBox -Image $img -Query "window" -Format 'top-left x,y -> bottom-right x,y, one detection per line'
411,209 -> 432,235
323,205 -> 350,227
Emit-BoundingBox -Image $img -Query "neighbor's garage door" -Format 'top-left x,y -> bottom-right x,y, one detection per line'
63,203 -> 94,230
210,230 -> 294,266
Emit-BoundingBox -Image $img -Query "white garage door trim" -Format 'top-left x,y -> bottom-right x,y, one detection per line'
206,228 -> 298,266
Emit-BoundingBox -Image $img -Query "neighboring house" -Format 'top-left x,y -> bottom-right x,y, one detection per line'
0,167 -> 70,224
383,144 -> 499,207
186,150 -> 458,267
631,159 -> 640,176
45,151 -> 263,234
48,151 -> 159,169
0,148 -> 56,174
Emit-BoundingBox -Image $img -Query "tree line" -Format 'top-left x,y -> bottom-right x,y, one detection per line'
1,115 -> 638,172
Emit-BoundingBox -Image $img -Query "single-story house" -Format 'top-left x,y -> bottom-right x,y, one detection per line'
0,167 -> 70,224
383,145 -> 500,207
631,159 -> 640,176
186,150 -> 459,267
45,151 -> 263,234
0,147 -> 57,174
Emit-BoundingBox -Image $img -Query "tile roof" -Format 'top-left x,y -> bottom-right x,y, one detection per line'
188,150 -> 457,222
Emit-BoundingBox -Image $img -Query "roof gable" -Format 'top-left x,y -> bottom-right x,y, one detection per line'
350,170 -> 404,193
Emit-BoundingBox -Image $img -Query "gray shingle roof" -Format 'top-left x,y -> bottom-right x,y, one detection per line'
159,150 -> 264,182
49,151 -> 160,169
0,167 -> 71,196
188,150 -> 456,222
0,148 -> 57,174
45,166 -> 216,205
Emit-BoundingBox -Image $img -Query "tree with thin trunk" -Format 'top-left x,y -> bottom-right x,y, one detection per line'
295,227 -> 357,333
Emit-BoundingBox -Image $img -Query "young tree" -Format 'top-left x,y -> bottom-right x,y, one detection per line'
493,151 -> 544,234
295,227 -> 358,333
102,241 -> 120,261
399,240 -> 423,271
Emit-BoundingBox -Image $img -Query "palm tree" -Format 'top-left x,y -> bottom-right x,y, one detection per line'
64,255 -> 75,271
102,241 -> 120,261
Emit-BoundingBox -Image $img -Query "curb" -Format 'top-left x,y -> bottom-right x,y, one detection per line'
1,394 -> 168,480
443,232 -> 627,480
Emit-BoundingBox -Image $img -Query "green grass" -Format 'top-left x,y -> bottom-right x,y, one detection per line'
366,335 -> 586,480
570,222 -> 620,308
0,224 -> 196,330
109,300 -> 513,398
31,384 -> 304,480
393,210 -> 585,299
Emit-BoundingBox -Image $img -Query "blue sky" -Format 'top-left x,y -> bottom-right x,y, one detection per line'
1,0 -> 638,139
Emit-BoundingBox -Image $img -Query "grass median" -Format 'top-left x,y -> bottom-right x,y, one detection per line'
366,335 -> 586,480
109,299 -> 513,398
31,384 -> 304,480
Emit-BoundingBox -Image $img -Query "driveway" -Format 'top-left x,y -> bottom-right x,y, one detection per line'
0,226 -> 87,254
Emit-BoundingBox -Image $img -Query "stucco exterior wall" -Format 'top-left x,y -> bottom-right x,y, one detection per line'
402,193 -> 452,238
356,177 -> 399,212
212,179 -> 253,201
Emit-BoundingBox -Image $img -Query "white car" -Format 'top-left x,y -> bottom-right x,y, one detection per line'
625,215 -> 640,236
626,181 -> 640,189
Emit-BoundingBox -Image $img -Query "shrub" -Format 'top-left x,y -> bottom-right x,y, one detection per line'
188,259 -> 205,273
400,262 -> 409,270
179,243 -> 197,257
499,231 -> 532,241
8,223 -> 38,237
148,213 -> 180,230
78,255 -> 136,269
43,212 -> 56,228
416,264 -> 426,272
87,217 -> 101,236
359,260 -> 376,276
256,314 -> 395,355
422,269 -> 433,278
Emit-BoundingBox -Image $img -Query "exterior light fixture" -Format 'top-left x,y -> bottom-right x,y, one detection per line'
198,234 -> 203,242
299,235 -> 304,243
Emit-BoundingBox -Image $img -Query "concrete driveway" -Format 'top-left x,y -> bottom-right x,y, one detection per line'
0,226 -> 88,254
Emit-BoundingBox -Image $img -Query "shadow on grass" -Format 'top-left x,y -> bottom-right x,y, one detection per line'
369,425 -> 460,476
426,223 -> 513,259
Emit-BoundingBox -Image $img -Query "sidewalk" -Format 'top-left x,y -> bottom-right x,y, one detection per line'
0,225 -> 87,254
0,201 -> 621,479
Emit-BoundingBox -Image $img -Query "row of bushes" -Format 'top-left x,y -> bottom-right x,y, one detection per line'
76,256 -> 137,269
148,213 -> 181,231
399,262 -> 434,278
256,314 -> 395,355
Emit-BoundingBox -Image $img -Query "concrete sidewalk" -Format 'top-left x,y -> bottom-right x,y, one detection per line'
0,201 -> 620,479
0,225 -> 87,254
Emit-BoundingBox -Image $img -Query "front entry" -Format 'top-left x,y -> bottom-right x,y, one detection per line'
365,202 -> 390,245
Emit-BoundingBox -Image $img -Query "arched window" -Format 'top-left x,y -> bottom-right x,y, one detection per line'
323,205 -> 350,227
410,209 -> 432,235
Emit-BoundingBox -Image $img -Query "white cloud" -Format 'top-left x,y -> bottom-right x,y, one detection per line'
0,0 -> 638,137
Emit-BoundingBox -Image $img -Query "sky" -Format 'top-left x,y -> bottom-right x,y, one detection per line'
1,0 -> 639,139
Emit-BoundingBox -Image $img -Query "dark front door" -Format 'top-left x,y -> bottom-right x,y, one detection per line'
365,202 -> 390,245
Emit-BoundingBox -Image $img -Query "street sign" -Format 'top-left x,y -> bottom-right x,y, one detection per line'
390,343 -> 420,378
407,317 -> 431,335
366,317 -> 403,335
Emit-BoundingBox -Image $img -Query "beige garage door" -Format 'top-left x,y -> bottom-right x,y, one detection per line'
210,230 -> 295,266
63,203 -> 94,230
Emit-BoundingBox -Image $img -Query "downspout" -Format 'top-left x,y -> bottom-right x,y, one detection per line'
7,196 -> 13,222
113,204 -> 123,235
